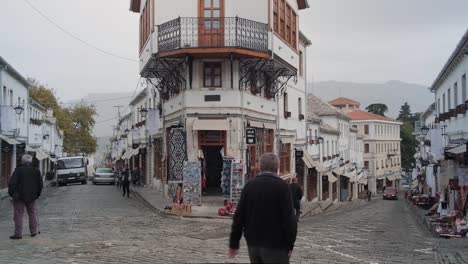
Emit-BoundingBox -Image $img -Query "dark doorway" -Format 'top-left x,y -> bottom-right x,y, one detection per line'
322,176 -> 329,201
203,146 -> 224,195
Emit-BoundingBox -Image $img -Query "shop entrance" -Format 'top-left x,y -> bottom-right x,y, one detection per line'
1,142 -> 12,189
199,131 -> 226,196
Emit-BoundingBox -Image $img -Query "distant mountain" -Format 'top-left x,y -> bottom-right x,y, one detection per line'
67,92 -> 133,137
307,81 -> 433,118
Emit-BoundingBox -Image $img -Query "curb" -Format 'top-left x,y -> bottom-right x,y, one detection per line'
131,188 -> 232,221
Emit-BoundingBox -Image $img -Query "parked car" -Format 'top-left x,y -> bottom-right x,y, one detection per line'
383,187 -> 398,200
92,168 -> 115,185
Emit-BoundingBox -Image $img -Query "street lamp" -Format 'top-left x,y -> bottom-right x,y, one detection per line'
124,128 -> 130,136
140,108 -> 149,118
318,136 -> 324,144
13,105 -> 24,115
421,126 -> 430,136
43,134 -> 50,140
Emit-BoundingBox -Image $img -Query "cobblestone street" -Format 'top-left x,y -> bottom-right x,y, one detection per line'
0,184 -> 466,264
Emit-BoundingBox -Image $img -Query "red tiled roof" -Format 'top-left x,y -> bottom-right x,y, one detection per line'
328,97 -> 361,107
347,110 -> 401,123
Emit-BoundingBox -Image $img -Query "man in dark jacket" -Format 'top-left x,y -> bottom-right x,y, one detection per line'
290,177 -> 303,222
8,154 -> 43,239
228,153 -> 297,264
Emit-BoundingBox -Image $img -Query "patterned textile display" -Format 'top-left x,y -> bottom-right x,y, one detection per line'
230,163 -> 245,204
221,159 -> 233,197
183,161 -> 202,206
168,128 -> 187,197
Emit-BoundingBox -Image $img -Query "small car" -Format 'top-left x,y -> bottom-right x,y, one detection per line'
383,187 -> 398,200
92,168 -> 115,185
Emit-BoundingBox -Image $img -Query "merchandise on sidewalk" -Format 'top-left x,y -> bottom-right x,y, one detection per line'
183,161 -> 202,206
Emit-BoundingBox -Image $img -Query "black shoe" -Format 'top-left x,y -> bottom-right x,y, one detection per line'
31,233 -> 38,237
9,235 -> 22,240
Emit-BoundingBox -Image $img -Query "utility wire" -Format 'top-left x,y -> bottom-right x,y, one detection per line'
22,0 -> 138,62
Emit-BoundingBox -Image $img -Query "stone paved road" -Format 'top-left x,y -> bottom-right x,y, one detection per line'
0,184 -> 466,264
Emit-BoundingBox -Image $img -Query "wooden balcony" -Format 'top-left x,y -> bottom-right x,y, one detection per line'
158,17 -> 269,59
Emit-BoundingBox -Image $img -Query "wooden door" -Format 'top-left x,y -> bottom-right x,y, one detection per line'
307,168 -> 318,201
1,146 -> 12,189
198,0 -> 225,47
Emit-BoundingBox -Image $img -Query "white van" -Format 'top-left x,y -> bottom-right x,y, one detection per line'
56,156 -> 88,186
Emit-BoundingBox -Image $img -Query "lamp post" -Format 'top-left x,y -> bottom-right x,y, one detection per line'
13,105 -> 24,115
140,108 -> 149,119
421,126 -> 429,136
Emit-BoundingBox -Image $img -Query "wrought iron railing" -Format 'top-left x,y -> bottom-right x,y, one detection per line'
158,17 -> 269,53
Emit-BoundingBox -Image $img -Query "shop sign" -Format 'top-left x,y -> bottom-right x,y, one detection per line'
295,149 -> 304,158
2,144 -> 12,153
246,128 -> 256,145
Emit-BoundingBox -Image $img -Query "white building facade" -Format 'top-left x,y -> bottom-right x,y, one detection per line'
428,29 -> 468,215
0,56 -> 29,189
129,0 -> 310,202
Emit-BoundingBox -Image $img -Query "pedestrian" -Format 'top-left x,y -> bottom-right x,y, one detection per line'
228,153 -> 297,264
290,177 -> 303,222
122,165 -> 131,198
367,189 -> 372,202
8,154 -> 43,240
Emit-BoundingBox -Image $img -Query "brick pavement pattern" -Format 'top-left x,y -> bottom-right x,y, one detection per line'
0,184 -> 466,264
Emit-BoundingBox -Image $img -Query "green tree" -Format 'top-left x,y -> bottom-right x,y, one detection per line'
29,78 -> 97,155
365,103 -> 389,116
397,102 -> 413,123
64,104 -> 97,154
397,102 -> 417,170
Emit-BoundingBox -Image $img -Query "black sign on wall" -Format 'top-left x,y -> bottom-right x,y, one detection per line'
246,128 -> 257,145
295,150 -> 304,158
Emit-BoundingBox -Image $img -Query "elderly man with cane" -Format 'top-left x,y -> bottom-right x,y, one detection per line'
8,154 -> 43,239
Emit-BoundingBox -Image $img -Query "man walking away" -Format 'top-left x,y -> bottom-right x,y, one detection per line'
8,154 -> 43,239
290,178 -> 303,222
228,153 -> 297,264
122,165 -> 131,198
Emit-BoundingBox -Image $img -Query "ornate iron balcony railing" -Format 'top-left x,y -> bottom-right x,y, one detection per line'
158,17 -> 269,53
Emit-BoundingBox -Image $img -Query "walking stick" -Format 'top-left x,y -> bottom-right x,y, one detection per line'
36,200 -> 41,234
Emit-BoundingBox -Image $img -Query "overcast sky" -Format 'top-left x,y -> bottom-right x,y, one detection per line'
1,0 -> 467,103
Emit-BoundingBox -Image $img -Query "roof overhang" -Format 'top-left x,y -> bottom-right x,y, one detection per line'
297,0 -> 310,10
129,0 -> 140,13
430,29 -> 468,92
0,56 -> 30,88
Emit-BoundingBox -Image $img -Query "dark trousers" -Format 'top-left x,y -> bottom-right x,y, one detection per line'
248,246 -> 290,264
122,181 -> 130,197
13,200 -> 38,237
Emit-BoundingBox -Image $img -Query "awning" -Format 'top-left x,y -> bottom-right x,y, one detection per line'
301,149 -> 314,169
333,169 -> 343,176
25,145 -> 36,152
35,149 -> 49,161
394,175 -> 402,180
359,178 -> 368,185
447,144 -> 467,154
387,175 -> 395,181
249,121 -> 263,128
263,122 -> 276,130
193,119 -> 229,131
327,171 -> 338,183
0,134 -> 20,145
377,175 -> 386,180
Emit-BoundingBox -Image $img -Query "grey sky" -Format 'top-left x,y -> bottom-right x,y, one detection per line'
1,0 -> 467,102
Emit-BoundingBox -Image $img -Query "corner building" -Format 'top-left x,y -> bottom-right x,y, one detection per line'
130,0 -> 310,200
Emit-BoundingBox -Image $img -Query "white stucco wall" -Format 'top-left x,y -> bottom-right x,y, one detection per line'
0,70 -> 29,141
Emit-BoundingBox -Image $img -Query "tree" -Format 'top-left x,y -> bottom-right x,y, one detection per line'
29,78 -> 97,155
366,103 -> 388,116
397,102 -> 413,123
397,102 -> 417,170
